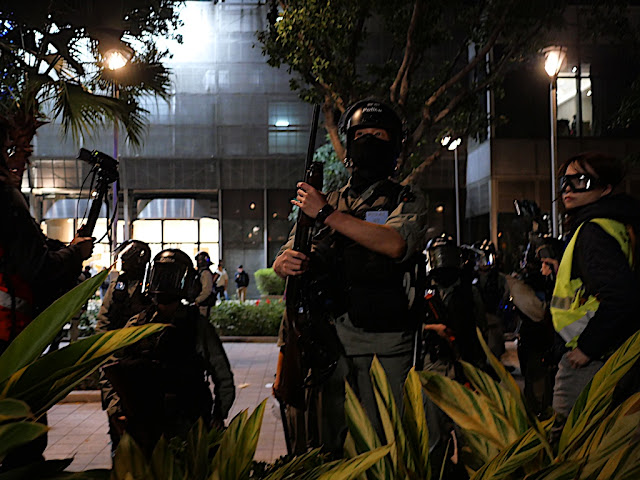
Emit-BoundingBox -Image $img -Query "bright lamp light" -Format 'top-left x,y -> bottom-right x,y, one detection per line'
543,46 -> 566,78
104,48 -> 133,70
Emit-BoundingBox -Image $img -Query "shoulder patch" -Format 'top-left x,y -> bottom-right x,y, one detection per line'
115,281 -> 126,291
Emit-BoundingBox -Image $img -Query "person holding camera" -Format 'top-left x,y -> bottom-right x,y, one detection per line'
551,152 -> 640,421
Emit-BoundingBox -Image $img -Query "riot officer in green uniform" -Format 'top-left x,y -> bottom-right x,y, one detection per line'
273,99 -> 428,455
104,249 -> 235,457
96,240 -> 152,452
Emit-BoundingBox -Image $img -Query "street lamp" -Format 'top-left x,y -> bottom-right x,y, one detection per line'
441,136 -> 462,245
543,45 -> 566,238
103,47 -> 132,258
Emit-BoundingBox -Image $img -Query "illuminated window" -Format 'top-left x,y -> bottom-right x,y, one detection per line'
268,102 -> 309,154
557,64 -> 592,137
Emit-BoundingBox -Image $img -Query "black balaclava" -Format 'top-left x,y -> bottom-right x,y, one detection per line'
349,133 -> 396,190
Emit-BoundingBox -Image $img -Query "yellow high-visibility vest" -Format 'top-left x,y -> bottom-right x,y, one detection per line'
551,218 -> 633,348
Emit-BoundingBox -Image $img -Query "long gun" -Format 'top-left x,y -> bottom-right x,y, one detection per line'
275,105 -> 322,413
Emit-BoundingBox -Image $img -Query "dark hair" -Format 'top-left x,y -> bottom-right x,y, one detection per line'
559,151 -> 626,189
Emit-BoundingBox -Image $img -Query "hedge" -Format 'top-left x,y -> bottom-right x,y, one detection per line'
254,268 -> 285,295
210,300 -> 284,336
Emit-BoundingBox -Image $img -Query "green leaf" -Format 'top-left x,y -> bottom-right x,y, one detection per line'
1,324 -> 166,415
475,327 -> 552,458
0,420 -> 49,461
261,449 -> 325,480
149,436 -> 178,480
570,393 -> 640,478
344,380 -> 391,480
0,459 -> 77,480
0,269 -> 110,385
316,445 -> 394,480
418,369 -> 518,449
471,418 -> 553,480
522,460 -> 583,480
559,330 -> 640,454
401,369 -> 430,479
112,433 -> 150,480
0,398 -> 32,423
460,360 -> 528,435
210,399 -> 266,480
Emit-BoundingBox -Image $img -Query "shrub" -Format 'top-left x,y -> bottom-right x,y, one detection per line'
210,300 -> 284,336
254,268 -> 285,295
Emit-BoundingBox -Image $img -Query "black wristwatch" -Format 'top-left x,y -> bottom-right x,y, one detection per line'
316,204 -> 335,225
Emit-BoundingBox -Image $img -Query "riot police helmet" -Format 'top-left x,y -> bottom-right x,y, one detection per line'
195,251 -> 212,269
426,234 -> 463,273
339,99 -> 405,170
115,240 -> 151,275
472,239 -> 497,270
147,249 -> 199,303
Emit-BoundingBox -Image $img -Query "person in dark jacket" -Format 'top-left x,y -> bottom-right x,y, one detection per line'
104,249 -> 235,458
0,123 -> 93,469
551,151 -> 640,421
96,240 -> 152,452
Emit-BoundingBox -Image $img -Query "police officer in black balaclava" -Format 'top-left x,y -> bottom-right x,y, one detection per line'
273,99 -> 428,456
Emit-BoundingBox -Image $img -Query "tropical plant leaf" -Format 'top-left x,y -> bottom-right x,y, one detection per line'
1,324 -> 166,415
0,269 -> 109,385
402,368 -> 431,479
609,441 -> 640,480
0,398 -> 32,423
344,380 -> 391,480
369,357 -> 405,474
522,460 -> 583,480
0,420 -> 49,461
112,433 -> 150,480
461,429 -> 500,470
418,369 -> 519,449
183,418 -> 214,480
210,399 -> 266,480
559,330 -> 640,454
475,327 -> 552,458
471,418 -> 554,480
261,449 -> 326,480
570,393 -> 640,478
0,459 -> 78,480
460,360 -> 529,435
149,436 -> 180,480
315,445 -> 394,480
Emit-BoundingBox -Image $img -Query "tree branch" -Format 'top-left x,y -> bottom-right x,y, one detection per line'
390,0 -> 424,106
401,150 -> 440,186
323,96 -> 345,160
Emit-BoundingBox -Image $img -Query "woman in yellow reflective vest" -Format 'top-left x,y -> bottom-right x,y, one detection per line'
551,152 -> 640,421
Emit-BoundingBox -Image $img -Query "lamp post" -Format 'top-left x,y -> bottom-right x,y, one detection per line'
441,136 -> 462,245
104,48 -> 132,259
543,46 -> 566,238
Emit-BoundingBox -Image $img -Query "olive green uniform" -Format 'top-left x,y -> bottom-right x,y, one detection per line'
278,178 -> 428,455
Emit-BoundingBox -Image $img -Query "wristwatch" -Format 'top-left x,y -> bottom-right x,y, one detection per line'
316,204 -> 335,225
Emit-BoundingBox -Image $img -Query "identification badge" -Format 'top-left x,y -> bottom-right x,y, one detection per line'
365,210 -> 389,225
115,281 -> 125,291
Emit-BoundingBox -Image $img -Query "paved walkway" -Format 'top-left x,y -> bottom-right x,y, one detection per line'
45,342 -> 287,472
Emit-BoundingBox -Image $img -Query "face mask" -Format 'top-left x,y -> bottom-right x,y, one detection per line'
349,134 -> 396,183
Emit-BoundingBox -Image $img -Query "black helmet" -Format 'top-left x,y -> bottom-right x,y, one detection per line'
115,240 -> 151,274
472,239 -> 497,269
195,251 -> 212,269
339,99 -> 405,163
147,249 -> 199,301
426,234 -> 462,274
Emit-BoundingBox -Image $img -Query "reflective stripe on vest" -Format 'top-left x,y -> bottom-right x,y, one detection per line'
551,218 -> 633,347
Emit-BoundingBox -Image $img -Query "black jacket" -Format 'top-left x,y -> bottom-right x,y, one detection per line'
566,194 -> 640,359
0,183 -> 84,312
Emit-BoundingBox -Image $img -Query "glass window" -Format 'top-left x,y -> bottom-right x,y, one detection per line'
163,220 -> 199,243
165,243 -> 199,259
200,217 -> 219,242
199,243 -> 219,265
133,220 -> 162,243
557,63 -> 592,137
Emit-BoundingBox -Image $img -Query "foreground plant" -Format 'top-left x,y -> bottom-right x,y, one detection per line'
107,399 -> 391,480
419,328 -> 640,479
0,270 -> 165,479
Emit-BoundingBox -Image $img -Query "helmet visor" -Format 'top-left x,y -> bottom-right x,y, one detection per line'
148,263 -> 188,296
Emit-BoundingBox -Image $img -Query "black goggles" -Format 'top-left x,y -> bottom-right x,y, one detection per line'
559,173 -> 601,193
